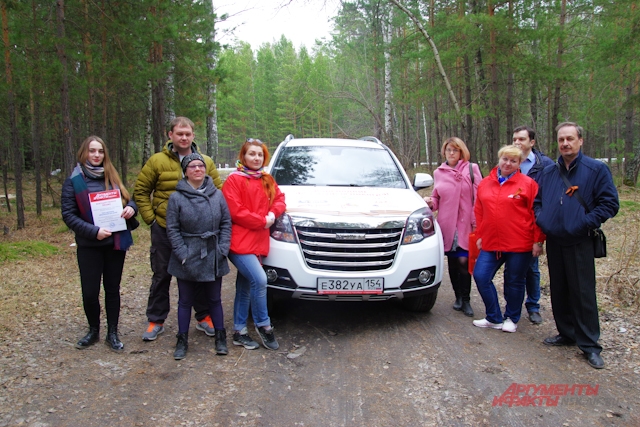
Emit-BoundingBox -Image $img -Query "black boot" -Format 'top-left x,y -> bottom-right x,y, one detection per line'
461,300 -> 474,317
105,324 -> 124,352
215,328 -> 228,355
75,326 -> 99,349
459,265 -> 473,316
174,332 -> 188,360
448,256 -> 463,311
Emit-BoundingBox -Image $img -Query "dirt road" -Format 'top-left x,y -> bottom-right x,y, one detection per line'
2,252 -> 638,427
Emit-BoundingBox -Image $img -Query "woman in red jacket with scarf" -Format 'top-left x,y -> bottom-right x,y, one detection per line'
222,139 -> 286,351
472,145 -> 545,333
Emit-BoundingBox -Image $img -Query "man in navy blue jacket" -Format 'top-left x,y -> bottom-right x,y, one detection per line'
513,126 -> 553,325
534,122 -> 619,369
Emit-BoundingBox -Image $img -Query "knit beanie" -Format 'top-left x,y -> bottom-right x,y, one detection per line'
181,152 -> 206,174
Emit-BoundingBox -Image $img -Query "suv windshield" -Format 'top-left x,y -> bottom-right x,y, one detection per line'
270,146 -> 407,188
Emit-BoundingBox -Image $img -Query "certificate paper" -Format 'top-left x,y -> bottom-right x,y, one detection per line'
89,189 -> 127,232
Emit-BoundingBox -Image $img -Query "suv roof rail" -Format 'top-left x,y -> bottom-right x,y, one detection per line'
284,134 -> 295,143
359,136 -> 383,145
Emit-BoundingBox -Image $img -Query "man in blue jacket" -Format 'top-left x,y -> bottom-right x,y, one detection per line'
513,126 -> 553,325
534,122 -> 619,369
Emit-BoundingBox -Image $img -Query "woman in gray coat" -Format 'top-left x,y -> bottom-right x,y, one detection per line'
166,153 -> 232,360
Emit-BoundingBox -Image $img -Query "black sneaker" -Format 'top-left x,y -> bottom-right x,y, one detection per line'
232,328 -> 259,350
255,325 -> 279,350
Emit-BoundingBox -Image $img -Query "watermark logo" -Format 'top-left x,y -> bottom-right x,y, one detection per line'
493,383 -> 599,407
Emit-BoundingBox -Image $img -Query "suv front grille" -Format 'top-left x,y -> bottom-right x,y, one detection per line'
296,226 -> 403,272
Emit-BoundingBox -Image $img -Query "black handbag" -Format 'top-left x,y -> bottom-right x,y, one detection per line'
556,164 -> 607,258
591,227 -> 607,258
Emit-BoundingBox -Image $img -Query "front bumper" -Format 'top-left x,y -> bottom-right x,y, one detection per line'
262,232 -> 443,301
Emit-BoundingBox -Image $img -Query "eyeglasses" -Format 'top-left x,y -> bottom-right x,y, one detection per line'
246,138 -> 263,144
186,164 -> 205,170
445,148 -> 460,154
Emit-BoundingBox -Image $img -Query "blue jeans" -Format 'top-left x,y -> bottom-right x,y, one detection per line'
473,250 -> 532,324
525,256 -> 541,313
228,252 -> 271,331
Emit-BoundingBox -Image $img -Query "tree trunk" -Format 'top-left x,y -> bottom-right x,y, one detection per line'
2,2 -> 25,228
383,17 -> 394,148
81,0 -> 96,134
142,81 -> 152,166
150,39 -> 166,153
506,70 -> 514,141
205,0 -> 219,161
390,0 -> 465,133
552,0 -> 567,141
464,55 -> 473,149
29,79 -> 43,217
30,0 -> 43,216
623,83 -> 638,186
488,0 -> 500,162
475,48 -> 494,165
100,0 -> 107,138
422,103 -> 430,167
206,83 -> 219,161
56,0 -> 74,179
165,49 -> 175,124
152,79 -> 166,153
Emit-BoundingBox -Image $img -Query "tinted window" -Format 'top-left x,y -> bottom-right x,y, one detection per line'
270,146 -> 407,188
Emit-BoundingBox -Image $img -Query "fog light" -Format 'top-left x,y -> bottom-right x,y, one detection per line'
418,269 -> 432,284
265,268 -> 278,283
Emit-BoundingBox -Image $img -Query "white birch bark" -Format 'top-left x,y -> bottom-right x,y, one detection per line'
422,103 -> 430,167
383,16 -> 393,145
142,80 -> 152,166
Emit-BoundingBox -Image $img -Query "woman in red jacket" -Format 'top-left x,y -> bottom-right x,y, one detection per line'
222,139 -> 286,350
472,145 -> 545,333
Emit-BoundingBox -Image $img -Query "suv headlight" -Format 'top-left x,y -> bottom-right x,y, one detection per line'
402,207 -> 435,244
270,213 -> 297,243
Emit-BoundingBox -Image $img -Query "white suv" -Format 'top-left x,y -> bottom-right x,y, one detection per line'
263,135 -> 443,312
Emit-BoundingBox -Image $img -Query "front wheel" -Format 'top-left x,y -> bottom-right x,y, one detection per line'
266,288 -> 282,318
401,291 -> 438,312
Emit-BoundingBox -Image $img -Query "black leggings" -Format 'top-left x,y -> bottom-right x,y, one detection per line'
447,255 -> 471,301
177,277 -> 224,334
77,245 -> 126,328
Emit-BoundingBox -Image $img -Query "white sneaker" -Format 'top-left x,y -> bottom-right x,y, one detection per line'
502,318 -> 517,333
472,318 -> 503,329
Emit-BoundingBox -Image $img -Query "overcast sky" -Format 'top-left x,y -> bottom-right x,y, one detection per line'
215,0 -> 340,50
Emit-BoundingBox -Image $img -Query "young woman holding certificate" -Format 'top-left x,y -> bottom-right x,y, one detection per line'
61,136 -> 137,352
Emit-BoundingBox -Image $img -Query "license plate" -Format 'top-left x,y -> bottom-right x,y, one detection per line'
317,278 -> 384,294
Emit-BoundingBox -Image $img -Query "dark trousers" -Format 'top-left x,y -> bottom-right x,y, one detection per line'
177,277 -> 224,334
145,222 -> 209,323
77,245 -> 126,328
546,236 -> 601,354
447,255 -> 471,302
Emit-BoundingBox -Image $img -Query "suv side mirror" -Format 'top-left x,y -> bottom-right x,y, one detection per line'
413,173 -> 433,190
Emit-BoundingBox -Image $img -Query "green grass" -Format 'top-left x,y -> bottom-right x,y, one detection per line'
0,241 -> 59,262
55,225 -> 69,233
620,200 -> 640,210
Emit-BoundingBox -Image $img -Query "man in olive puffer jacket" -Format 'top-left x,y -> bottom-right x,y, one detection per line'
134,117 -> 222,341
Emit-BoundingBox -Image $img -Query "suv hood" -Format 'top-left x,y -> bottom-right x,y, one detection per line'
281,186 -> 426,228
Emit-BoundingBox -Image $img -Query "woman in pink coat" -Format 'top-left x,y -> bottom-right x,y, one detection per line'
425,137 -> 482,316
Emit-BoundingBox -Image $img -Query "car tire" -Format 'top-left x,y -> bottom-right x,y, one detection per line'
266,289 -> 282,317
401,291 -> 438,313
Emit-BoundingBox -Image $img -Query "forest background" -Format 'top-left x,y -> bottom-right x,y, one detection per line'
0,0 -> 638,230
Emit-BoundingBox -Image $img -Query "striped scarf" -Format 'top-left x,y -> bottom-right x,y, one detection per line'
70,164 -> 133,251
229,159 -> 264,179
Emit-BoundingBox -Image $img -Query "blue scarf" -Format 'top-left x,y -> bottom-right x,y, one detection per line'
497,169 -> 516,186
70,164 -> 133,251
